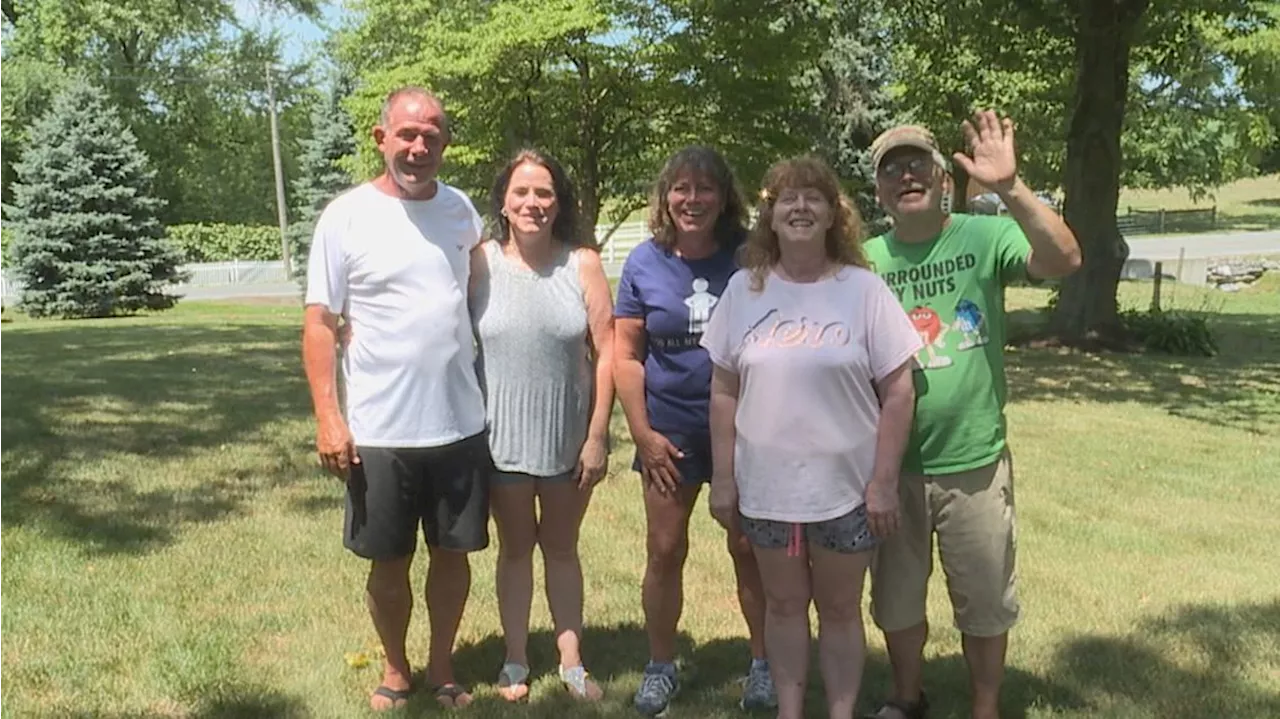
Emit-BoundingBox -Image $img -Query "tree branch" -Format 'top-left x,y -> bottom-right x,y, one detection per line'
2,0 -> 17,26
1010,0 -> 1073,35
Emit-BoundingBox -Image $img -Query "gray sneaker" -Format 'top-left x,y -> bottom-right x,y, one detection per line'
634,663 -> 679,716
740,661 -> 777,710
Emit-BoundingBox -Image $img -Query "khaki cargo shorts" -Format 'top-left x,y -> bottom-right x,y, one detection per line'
869,449 -> 1019,637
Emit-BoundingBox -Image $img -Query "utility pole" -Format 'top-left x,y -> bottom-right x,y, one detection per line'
266,62 -> 292,278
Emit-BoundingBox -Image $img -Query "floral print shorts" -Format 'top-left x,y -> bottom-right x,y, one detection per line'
739,503 -> 878,555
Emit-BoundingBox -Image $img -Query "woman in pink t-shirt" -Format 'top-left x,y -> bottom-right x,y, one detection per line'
701,156 -> 922,719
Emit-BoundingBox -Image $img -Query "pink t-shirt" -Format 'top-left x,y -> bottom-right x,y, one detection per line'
700,266 -> 923,523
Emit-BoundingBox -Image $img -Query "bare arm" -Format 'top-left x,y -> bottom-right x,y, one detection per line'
871,361 -> 915,486
467,244 -> 489,316
579,251 -> 616,442
576,250 -> 616,487
614,317 -> 653,442
707,363 -> 740,528
303,305 -> 342,422
953,110 -> 1081,280
998,178 -> 1082,280
302,304 -> 356,477
613,316 -> 683,491
709,364 -> 739,483
865,360 -> 916,537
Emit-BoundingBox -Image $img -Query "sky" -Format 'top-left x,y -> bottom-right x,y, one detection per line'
232,0 -> 347,64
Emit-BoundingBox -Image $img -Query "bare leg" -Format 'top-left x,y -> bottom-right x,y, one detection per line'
366,556 -> 414,711
883,621 -> 928,712
810,545 -> 873,719
424,546 -> 472,707
491,481 -> 538,701
753,543 -> 812,719
537,480 -> 592,669
726,525 -> 768,660
641,482 -> 701,663
538,479 -> 602,699
963,632 -> 1007,719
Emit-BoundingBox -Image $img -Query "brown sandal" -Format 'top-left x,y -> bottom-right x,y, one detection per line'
369,684 -> 414,711
432,682 -> 473,709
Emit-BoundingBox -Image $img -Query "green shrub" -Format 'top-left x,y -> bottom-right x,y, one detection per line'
1120,309 -> 1218,357
166,223 -> 281,263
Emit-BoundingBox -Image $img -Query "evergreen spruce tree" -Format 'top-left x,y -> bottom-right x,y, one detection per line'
6,79 -> 184,318
288,72 -> 357,284
803,0 -> 898,234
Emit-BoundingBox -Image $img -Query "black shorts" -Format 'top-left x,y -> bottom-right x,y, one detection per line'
343,431 -> 492,560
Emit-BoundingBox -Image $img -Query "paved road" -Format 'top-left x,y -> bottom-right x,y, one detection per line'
1125,229 -> 1280,260
169,282 -> 301,300
165,229 -> 1280,301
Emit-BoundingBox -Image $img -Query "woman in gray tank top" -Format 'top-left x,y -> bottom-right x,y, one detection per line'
469,149 -> 616,702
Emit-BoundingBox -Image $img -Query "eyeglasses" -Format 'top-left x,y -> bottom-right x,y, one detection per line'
878,155 -> 933,180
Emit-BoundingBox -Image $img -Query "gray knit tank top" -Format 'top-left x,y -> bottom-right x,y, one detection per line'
472,240 -> 592,476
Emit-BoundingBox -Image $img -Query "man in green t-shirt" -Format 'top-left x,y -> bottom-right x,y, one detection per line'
860,113 -> 1081,719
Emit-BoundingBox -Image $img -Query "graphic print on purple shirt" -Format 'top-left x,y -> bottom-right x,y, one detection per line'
615,238 -> 739,436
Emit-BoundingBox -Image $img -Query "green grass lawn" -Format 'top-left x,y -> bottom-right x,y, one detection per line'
3,279 -> 1279,719
1118,173 -> 1280,232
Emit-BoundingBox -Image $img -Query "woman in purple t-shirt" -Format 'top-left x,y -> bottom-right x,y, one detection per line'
614,146 -> 773,715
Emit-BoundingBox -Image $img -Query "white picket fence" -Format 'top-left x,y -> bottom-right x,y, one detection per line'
1,272 -> 17,304
0,221 -> 651,304
596,220 -> 647,275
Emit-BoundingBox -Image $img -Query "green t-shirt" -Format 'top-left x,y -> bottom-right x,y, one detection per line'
862,213 -> 1032,475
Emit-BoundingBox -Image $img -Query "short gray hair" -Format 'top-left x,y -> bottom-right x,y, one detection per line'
379,86 -> 450,132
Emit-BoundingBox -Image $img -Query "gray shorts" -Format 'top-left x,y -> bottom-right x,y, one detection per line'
739,504 -> 878,555
491,469 -> 576,485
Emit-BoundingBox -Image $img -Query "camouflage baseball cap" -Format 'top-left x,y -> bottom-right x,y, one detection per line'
870,125 -> 950,172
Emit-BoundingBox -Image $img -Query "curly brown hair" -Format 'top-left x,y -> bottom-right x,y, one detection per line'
740,155 -> 869,292
646,146 -> 749,252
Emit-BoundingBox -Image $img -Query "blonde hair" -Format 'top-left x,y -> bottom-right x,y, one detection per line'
740,155 -> 869,292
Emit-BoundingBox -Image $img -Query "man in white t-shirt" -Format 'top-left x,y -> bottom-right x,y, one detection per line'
301,86 -> 490,712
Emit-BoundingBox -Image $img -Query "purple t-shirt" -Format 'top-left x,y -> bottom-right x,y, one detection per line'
615,238 -> 739,436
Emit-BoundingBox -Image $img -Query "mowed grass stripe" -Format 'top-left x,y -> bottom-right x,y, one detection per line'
2,278 -> 1277,718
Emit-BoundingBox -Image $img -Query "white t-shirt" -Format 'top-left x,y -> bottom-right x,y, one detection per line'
305,181 -> 488,448
700,266 -> 923,523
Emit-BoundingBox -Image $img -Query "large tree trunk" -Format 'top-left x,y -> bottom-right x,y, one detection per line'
579,156 -> 601,247
1049,0 -> 1148,345
570,46 -> 603,247
946,94 -> 971,212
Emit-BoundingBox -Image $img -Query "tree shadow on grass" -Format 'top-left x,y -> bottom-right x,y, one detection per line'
442,624 -> 1082,718
1051,600 -> 1280,717
1244,197 -> 1280,209
857,650 -> 1087,719
439,624 -> 761,717
1,322 -> 316,555
1004,307 -> 1280,434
